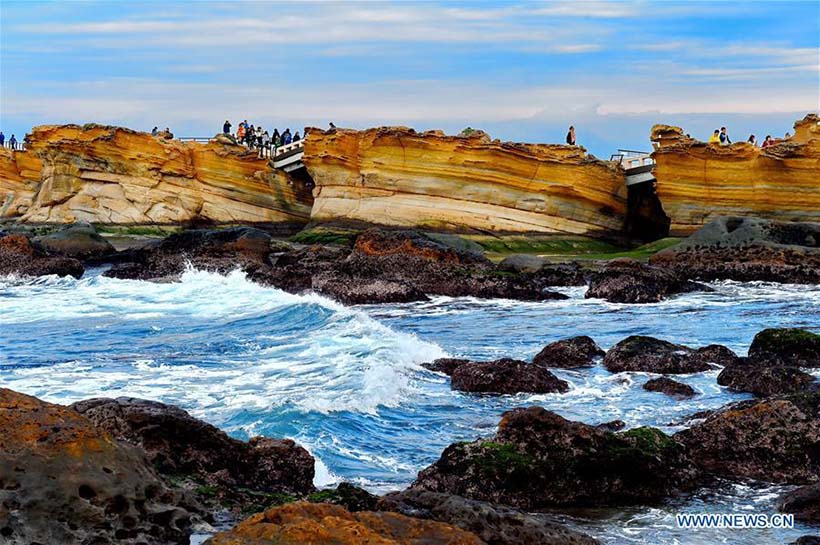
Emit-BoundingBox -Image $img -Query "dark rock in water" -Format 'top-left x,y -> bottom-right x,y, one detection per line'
533,336 -> 605,368
377,489 -> 600,545
0,388 -> 193,545
412,406 -> 701,509
105,226 -> 274,281
532,262 -> 588,286
451,358 -> 570,395
779,483 -> 820,522
311,272 -> 428,304
791,537 -> 820,545
675,392 -> 820,484
595,419 -> 626,432
643,377 -> 696,398
717,358 -> 815,396
307,483 -> 379,512
748,328 -> 820,368
0,233 -> 84,278
33,221 -> 115,261
204,502 -> 486,545
71,397 -> 315,512
585,258 -> 710,304
423,358 -> 471,376
650,216 -> 820,284
497,254 -> 547,274
603,336 -> 713,374
688,344 -> 740,367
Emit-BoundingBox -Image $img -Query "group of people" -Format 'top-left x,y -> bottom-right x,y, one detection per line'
224,120 -> 301,158
708,127 -> 792,148
150,126 -> 174,139
0,132 -> 19,149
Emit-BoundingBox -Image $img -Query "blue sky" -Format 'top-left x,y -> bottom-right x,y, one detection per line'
1,0 -> 818,156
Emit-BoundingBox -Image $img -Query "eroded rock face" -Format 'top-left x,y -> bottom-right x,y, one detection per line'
650,217 -> 820,284
450,358 -> 570,395
0,233 -> 84,278
602,336 -> 715,374
643,377 -> 696,398
377,489 -> 600,545
675,393 -> 820,484
0,124 -> 313,227
0,389 -> 193,545
585,258 -> 709,303
651,115 -> 820,236
71,397 -> 315,512
412,407 -> 700,509
33,221 -> 115,261
532,336 -> 605,368
203,502 -> 486,545
304,126 -> 626,237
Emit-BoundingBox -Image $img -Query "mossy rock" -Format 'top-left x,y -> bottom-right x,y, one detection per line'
290,227 -> 357,246
749,328 -> 820,367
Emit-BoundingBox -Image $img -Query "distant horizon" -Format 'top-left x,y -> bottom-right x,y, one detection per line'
1,0 -> 818,158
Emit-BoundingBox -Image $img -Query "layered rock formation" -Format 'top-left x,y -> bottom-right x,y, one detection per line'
303,127 -> 627,237
651,114 -> 820,235
0,125 -> 313,228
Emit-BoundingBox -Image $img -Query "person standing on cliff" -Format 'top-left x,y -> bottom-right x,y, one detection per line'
151,126 -> 158,137
566,126 -> 576,145
223,120 -> 232,135
719,127 -> 731,146
708,129 -> 720,144
0,132 -> 4,147
9,134 -> 17,150
762,135 -> 774,148
747,135 -> 757,146
283,128 -> 292,145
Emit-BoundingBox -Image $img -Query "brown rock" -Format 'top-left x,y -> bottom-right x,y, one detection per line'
532,336 -> 605,368
450,358 -> 570,395
585,258 -> 709,303
603,336 -> 713,374
643,377 -> 696,398
0,233 -> 84,278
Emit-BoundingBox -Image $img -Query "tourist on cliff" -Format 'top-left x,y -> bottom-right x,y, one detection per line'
709,129 -> 720,144
747,134 -> 757,146
329,122 -> 336,130
283,128 -> 292,145
261,131 -> 271,158
8,135 -> 17,150
719,127 -> 731,146
0,132 -> 4,147
785,132 -> 792,140
293,131 -> 301,142
151,126 -> 158,137
237,123 -> 246,144
762,135 -> 774,148
223,120 -> 232,135
272,129 -> 281,148
566,126 -> 576,145
246,125 -> 255,148
255,126 -> 264,150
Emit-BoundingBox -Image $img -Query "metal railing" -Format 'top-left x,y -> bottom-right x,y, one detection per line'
176,136 -> 304,158
610,148 -> 654,170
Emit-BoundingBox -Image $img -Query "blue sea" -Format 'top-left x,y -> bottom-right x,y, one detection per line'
2,266 -> 819,544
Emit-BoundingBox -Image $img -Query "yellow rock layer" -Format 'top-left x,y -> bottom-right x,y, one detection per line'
0,125 -> 313,225
651,114 -> 820,236
303,127 -> 626,236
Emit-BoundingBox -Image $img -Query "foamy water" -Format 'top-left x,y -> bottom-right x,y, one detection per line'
2,268 -> 819,544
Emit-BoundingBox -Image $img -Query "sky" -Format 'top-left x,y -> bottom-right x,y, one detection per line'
0,0 -> 818,157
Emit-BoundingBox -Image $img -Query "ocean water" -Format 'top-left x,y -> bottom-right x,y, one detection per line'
1,266 -> 819,544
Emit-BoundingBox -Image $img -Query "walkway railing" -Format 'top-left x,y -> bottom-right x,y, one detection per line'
610,148 -> 654,170
176,136 -> 304,158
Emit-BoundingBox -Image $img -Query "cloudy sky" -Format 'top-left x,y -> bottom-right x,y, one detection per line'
1,0 -> 818,156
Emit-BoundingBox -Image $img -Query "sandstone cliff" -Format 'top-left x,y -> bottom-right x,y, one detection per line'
303,127 -> 626,237
0,125 -> 313,227
651,114 -> 820,236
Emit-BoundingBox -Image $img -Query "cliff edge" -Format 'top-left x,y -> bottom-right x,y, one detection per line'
303,127 -> 627,238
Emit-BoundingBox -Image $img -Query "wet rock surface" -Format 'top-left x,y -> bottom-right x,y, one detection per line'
643,377 -> 696,398
377,489 -> 600,545
602,336 -> 715,374
423,358 -> 472,376
33,221 -> 115,261
717,359 -> 815,396
650,217 -> 820,284
0,233 -> 84,278
203,501 -> 486,545
585,258 -> 709,303
0,388 -> 194,545
748,328 -> 820,368
675,393 -> 820,484
450,358 -> 570,395
412,406 -> 701,509
532,336 -> 605,368
779,483 -> 820,522
71,397 -> 315,513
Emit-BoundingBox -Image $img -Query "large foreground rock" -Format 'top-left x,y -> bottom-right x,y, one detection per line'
650,216 -> 820,283
412,407 -> 701,509
585,258 -> 709,303
204,502 -> 485,544
749,328 -> 820,367
0,233 -> 84,278
34,222 -> 115,261
717,359 -> 815,396
532,336 -> 605,368
0,389 -> 193,545
675,393 -> 820,484
602,336 -> 729,374
72,397 -> 315,513
378,489 -> 600,545
450,358 -> 569,395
